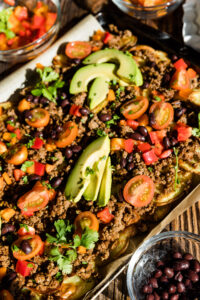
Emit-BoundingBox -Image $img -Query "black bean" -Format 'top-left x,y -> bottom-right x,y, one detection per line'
138,126 -> 148,137
65,148 -> 73,159
29,174 -> 41,182
171,130 -> 178,138
172,54 -> 178,61
127,162 -> 134,171
127,153 -> 133,162
7,116 -> 15,123
174,272 -> 183,282
1,224 -> 15,235
24,110 -> 32,120
34,131 -> 43,138
143,284 -> 153,294
149,278 -> 158,289
150,61 -> 156,68
153,292 -> 160,300
184,279 -> 191,287
163,73 -> 171,83
61,99 -> 69,108
79,107 -> 89,116
163,137 -> 171,150
121,158 -> 127,168
168,284 -> 177,294
175,107 -> 186,119
118,189 -> 124,202
187,270 -> 199,282
149,113 -> 156,127
40,97 -> 49,105
177,282 -> 185,293
157,261 -> 165,268
51,177 -> 63,189
154,269 -> 162,278
170,137 -> 178,147
33,96 -> 40,104
50,130 -> 57,139
146,133 -> 153,145
27,95 -> 34,102
20,240 -> 32,254
2,271 -> 17,287
99,113 -> 112,122
174,260 -> 190,271
191,259 -> 200,273
170,295 -> 179,300
160,276 -> 169,283
146,295 -> 154,300
173,252 -> 182,259
162,292 -> 169,300
72,145 -> 82,153
183,253 -> 194,261
142,82 -> 149,89
164,267 -> 174,278
56,125 -> 63,133
130,132 -> 145,142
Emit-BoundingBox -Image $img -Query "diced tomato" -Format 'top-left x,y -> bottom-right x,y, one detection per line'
149,131 -> 159,144
187,68 -> 197,79
22,21 -> 31,29
124,139 -> 135,153
137,142 -> 151,153
173,58 -> 188,70
34,162 -> 45,176
14,128 -> 21,140
7,124 -> 15,132
103,32 -> 113,44
16,260 -> 34,277
97,207 -> 114,223
153,142 -> 164,156
69,104 -> 81,117
170,69 -> 190,90
21,211 -> 34,217
18,225 -> 35,236
159,149 -> 173,159
174,123 -> 192,142
126,119 -> 139,130
14,6 -> 28,21
45,12 -> 57,31
31,138 -> 44,150
14,169 -> 25,181
142,149 -> 158,165
32,15 -> 46,30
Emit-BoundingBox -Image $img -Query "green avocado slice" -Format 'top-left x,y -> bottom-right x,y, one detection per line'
88,77 -> 109,110
64,136 -> 110,203
83,48 -> 143,86
97,156 -> 112,207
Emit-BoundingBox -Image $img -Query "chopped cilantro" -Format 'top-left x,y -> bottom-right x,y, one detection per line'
80,227 -> 99,250
20,224 -> 29,231
89,113 -> 94,118
26,138 -> 35,148
85,167 -> 94,176
147,167 -> 153,172
128,110 -> 134,115
154,96 -> 162,102
115,86 -> 125,100
82,261 -> 88,265
46,219 -> 74,244
0,8 -> 15,39
55,271 -> 63,282
27,263 -> 34,268
0,166 -> 2,171
96,129 -> 106,137
12,244 -> 19,252
10,133 -> 16,138
22,176 -> 28,184
42,181 -> 52,190
105,114 -> 120,128
6,120 -> 14,126
21,161 -> 34,172
110,79 -> 117,86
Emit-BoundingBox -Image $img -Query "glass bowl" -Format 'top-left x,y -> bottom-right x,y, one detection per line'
112,0 -> 183,19
127,231 -> 200,300
0,0 -> 61,63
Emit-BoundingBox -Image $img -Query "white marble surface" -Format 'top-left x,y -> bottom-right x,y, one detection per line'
183,0 -> 200,52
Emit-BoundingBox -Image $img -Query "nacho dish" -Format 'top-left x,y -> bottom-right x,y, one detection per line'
0,24 -> 199,300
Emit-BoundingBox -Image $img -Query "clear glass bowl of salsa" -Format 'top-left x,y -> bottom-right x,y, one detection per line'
0,0 -> 61,62
112,0 -> 183,19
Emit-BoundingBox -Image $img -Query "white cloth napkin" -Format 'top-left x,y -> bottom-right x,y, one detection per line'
183,0 -> 200,52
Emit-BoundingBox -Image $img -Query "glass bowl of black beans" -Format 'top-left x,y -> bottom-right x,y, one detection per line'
127,231 -> 200,300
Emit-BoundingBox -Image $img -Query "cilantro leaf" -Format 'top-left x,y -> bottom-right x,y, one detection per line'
80,227 -> 99,250
0,8 -> 15,39
66,249 -> 77,262
46,219 -> 74,244
96,129 -> 106,137
21,161 -> 34,172
73,235 -> 81,248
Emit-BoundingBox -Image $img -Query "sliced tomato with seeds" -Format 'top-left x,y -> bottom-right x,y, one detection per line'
149,102 -> 174,130
121,97 -> 149,120
25,108 -> 50,128
74,211 -> 99,237
170,69 -> 190,90
65,41 -> 92,59
123,175 -> 155,208
12,234 -> 43,260
55,121 -> 78,148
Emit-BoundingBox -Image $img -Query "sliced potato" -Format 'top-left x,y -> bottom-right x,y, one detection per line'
59,275 -> 95,300
154,172 -> 192,206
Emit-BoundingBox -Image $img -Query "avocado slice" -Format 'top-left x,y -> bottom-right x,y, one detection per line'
64,136 -> 110,203
97,156 -> 112,207
69,63 -> 124,95
83,48 -> 143,86
88,77 -> 109,110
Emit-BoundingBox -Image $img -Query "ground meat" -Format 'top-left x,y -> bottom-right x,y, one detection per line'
49,191 -> 70,219
0,245 -> 10,267
72,92 -> 87,106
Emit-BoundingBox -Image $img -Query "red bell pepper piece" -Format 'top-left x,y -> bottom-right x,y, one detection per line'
149,132 -> 159,144
97,207 -> 114,224
142,149 -> 158,165
124,139 -> 135,153
7,124 -> 15,132
159,149 -> 173,159
187,68 -> 197,79
174,123 -> 192,142
32,138 -> 44,150
14,128 -> 21,140
21,211 -> 34,217
153,142 -> 164,157
32,15 -> 46,30
173,58 -> 188,70
34,162 -> 45,176
22,21 -> 31,29
16,260 -> 34,277
14,169 -> 25,181
45,12 -> 57,31
126,119 -> 139,130
170,69 -> 190,91
137,142 -> 151,153
103,32 -> 113,44
69,104 -> 81,117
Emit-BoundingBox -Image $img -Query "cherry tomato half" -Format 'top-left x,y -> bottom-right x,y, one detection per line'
149,102 -> 174,130
17,225 -> 35,236
26,108 -> 50,128
17,181 -> 50,214
74,211 -> 99,237
170,69 -> 190,91
6,144 -> 28,165
55,121 -> 78,148
12,234 -> 43,260
121,97 -> 149,120
123,175 -> 155,208
65,41 -> 92,60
